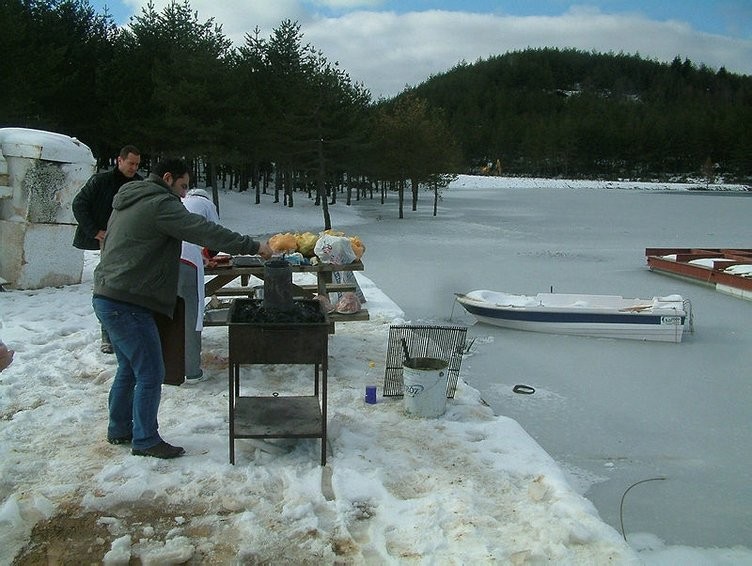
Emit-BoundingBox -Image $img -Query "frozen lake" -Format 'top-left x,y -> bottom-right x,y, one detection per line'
345,182 -> 751,548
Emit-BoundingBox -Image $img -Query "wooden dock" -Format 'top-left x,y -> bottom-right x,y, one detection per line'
645,248 -> 752,301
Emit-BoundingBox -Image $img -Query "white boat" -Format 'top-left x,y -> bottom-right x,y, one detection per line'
455,290 -> 689,342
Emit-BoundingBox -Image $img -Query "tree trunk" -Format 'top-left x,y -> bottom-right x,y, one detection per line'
205,161 -> 219,215
411,176 -> 419,211
274,169 -> 282,203
398,178 -> 405,219
285,170 -> 294,208
317,139 -> 332,230
238,167 -> 248,193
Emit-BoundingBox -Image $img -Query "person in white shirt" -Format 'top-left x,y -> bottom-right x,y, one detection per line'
178,188 -> 220,383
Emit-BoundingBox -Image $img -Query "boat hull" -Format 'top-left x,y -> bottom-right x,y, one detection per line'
456,292 -> 686,343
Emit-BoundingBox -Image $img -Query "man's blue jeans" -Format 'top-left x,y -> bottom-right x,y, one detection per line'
93,295 -> 165,450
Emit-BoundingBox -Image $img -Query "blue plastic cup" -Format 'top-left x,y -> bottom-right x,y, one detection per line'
365,385 -> 377,404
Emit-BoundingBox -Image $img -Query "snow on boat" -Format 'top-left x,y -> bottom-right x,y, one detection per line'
645,248 -> 752,301
455,290 -> 689,342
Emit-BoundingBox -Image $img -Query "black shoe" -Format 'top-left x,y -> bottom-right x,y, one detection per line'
100,343 -> 114,354
107,435 -> 132,445
132,441 -> 185,459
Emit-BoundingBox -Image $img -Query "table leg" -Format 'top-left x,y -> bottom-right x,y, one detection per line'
317,272 -> 332,297
229,363 -> 236,465
321,357 -> 328,465
206,274 -> 239,296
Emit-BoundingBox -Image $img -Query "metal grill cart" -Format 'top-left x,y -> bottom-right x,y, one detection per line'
382,324 -> 468,398
227,299 -> 329,465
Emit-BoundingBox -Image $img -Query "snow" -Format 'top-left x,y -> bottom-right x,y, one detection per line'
1,175 -> 751,564
465,290 -> 540,307
463,290 -> 685,311
681,257 -> 752,276
725,264 -> 752,277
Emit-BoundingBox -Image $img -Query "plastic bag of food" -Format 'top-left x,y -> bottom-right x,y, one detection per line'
282,252 -> 306,265
336,292 -> 361,314
314,233 -> 357,264
269,232 -> 298,253
295,232 -> 319,257
349,236 -> 365,259
315,294 -> 335,313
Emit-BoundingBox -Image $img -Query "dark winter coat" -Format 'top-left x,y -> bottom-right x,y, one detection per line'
93,174 -> 261,317
71,167 -> 143,250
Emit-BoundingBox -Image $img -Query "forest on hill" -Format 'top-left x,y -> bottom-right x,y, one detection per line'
1,0 -> 462,222
406,48 -> 752,182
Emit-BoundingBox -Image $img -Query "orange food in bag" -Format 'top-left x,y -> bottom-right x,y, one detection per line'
295,232 -> 319,257
349,236 -> 365,259
268,232 -> 298,253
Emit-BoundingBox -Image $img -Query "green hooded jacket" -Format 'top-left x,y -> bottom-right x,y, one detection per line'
93,174 -> 260,317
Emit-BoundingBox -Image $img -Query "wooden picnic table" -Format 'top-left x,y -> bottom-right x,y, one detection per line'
205,259 -> 363,296
204,259 -> 369,327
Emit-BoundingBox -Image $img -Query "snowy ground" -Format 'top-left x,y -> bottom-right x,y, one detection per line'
0,175 -> 750,564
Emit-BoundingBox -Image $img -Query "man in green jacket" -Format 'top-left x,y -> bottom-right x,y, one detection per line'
93,157 -> 272,459
73,145 -> 142,353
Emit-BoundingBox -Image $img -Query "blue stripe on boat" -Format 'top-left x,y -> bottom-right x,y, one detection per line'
461,304 -> 685,325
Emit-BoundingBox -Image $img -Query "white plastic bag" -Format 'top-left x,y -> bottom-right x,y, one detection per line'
336,292 -> 361,314
314,234 -> 356,265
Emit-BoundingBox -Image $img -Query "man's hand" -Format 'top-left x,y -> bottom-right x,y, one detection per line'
95,230 -> 106,242
257,241 -> 273,259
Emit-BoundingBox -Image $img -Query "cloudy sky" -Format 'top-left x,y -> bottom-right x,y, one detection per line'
88,0 -> 752,99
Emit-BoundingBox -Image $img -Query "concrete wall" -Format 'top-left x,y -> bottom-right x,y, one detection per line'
0,128 -> 95,289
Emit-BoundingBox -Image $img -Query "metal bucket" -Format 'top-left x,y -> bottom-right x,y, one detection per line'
402,357 -> 449,418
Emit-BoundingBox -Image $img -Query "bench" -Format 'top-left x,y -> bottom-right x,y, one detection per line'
211,287 -> 258,297
204,307 -> 370,333
326,309 -> 370,333
297,283 -> 357,293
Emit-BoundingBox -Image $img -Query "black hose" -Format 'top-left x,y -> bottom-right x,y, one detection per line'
619,477 -> 667,542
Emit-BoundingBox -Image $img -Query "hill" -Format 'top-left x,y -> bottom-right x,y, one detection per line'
402,48 -> 752,182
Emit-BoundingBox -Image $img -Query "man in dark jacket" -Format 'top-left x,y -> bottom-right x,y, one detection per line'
73,145 -> 142,353
92,157 -> 272,459
72,145 -> 142,249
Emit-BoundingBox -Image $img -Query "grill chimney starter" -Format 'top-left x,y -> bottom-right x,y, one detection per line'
263,259 -> 295,312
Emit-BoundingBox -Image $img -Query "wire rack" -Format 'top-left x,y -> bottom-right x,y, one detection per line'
382,324 -> 468,398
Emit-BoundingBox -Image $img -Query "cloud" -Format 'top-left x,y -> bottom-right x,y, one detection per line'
310,0 -> 384,8
121,2 -> 752,99
304,8 -> 752,98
